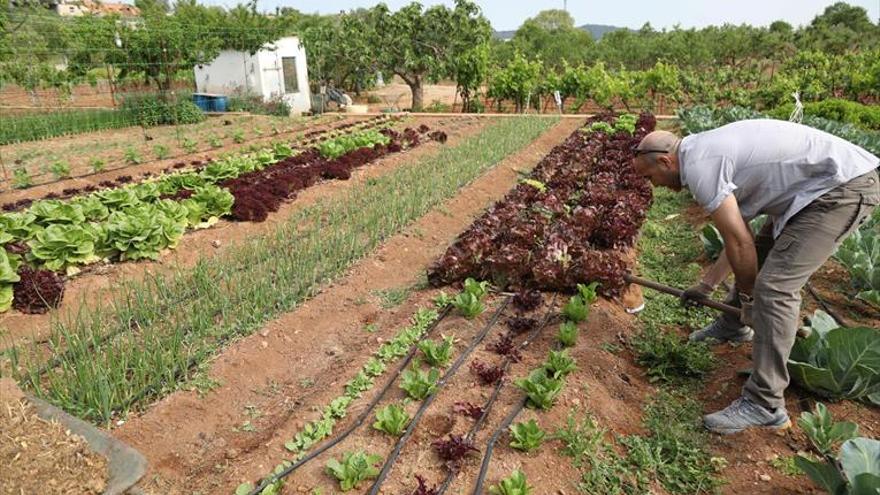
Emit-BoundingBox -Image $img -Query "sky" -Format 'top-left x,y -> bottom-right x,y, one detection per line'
199,0 -> 880,31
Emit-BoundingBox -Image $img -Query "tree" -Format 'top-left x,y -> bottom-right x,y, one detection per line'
487,52 -> 542,113
801,2 -> 879,54
450,44 -> 489,112
368,0 -> 490,111
510,9 -> 592,70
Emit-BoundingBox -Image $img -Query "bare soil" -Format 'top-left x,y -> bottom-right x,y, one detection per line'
0,378 -> 108,495
0,115 -> 488,353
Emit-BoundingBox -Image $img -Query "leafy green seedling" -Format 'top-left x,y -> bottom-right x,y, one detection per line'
576,282 -> 599,305
363,357 -> 386,377
89,157 -> 106,173
232,128 -> 245,143
372,403 -> 410,436
344,371 -> 374,399
209,135 -> 222,148
325,451 -> 382,492
562,294 -> 589,323
182,138 -> 197,153
798,402 -> 858,456
323,396 -> 353,420
489,469 -> 533,495
543,349 -> 577,379
153,144 -> 170,159
433,290 -> 453,309
12,168 -> 32,189
558,321 -> 578,347
418,335 -> 454,367
400,365 -> 440,400
123,147 -> 141,164
463,277 -> 489,299
509,419 -> 546,452
453,292 -> 484,318
515,369 -> 563,410
49,160 -> 71,178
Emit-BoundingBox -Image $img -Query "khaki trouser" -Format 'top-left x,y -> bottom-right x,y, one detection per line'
715,168 -> 880,410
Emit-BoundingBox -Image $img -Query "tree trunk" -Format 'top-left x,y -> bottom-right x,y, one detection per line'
408,78 -> 424,111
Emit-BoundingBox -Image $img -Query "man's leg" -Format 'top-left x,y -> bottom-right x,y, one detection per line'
745,171 -> 879,410
690,219 -> 776,343
706,170 -> 879,433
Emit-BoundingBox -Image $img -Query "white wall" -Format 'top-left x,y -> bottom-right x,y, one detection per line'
193,37 -> 311,115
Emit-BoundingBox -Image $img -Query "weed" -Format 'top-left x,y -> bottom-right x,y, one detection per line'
89,157 -> 106,173
374,287 -> 411,309
769,455 -> 803,477
601,342 -> 623,354
364,323 -> 379,333
299,378 -> 315,389
232,129 -> 246,143
209,135 -> 222,148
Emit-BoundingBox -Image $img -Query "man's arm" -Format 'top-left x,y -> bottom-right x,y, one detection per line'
710,195 -> 757,295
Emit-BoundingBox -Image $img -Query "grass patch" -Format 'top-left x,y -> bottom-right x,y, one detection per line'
10,116 -> 559,423
631,188 -> 716,383
555,391 -> 724,494
373,287 -> 411,309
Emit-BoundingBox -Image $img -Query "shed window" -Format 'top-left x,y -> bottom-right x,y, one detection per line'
281,57 -> 298,94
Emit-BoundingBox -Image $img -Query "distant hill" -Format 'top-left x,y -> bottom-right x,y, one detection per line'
494,23 -> 628,40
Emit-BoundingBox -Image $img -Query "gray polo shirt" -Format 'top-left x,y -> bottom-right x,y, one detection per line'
679,119 -> 879,238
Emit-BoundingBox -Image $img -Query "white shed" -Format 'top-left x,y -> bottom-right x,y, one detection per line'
194,37 -> 311,114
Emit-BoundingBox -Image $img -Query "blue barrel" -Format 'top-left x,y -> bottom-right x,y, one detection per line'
191,93 -> 210,112
210,95 -> 228,112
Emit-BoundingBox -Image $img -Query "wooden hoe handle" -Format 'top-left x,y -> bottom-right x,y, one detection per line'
623,273 -> 742,317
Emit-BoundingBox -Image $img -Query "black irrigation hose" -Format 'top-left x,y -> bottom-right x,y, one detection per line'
805,282 -> 847,327
245,305 -> 453,495
367,297 -> 512,495
436,295 -> 559,495
472,396 -> 528,495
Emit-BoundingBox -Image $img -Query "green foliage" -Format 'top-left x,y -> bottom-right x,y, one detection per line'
12,168 -> 32,189
49,160 -> 71,179
557,321 -> 578,347
835,221 -> 880,309
433,290 -> 453,308
325,451 -> 382,492
101,202 -> 187,261
344,371 -> 374,399
153,144 -> 170,159
123,146 -> 142,165
452,292 -> 484,318
463,277 -> 490,299
489,470 -> 532,495
515,369 -> 563,410
509,419 -> 546,452
487,51 -> 543,113
89,157 -> 106,173
788,310 -> 880,405
181,138 -> 198,153
418,335 -> 454,367
317,129 -> 390,159
399,365 -> 440,400
0,248 -> 21,313
773,99 -> 880,131
121,94 -> 206,127
26,224 -> 99,274
562,294 -> 589,323
372,403 -> 410,436
796,403 -> 880,495
543,349 -> 577,379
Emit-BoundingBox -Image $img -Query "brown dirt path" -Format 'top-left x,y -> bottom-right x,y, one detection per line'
0,116 -> 484,353
112,118 -> 582,494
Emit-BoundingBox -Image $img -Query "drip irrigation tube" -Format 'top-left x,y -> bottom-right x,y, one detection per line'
245,305 -> 452,495
367,297 -> 512,495
436,295 -> 558,495
472,395 -> 528,494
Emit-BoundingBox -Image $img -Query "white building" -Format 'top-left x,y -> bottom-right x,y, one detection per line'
194,37 -> 311,115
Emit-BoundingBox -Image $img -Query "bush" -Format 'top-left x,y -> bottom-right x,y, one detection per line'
121,93 -> 206,127
771,99 -> 880,131
228,93 -> 291,117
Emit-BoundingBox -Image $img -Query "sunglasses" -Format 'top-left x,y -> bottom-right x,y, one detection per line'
631,146 -> 672,156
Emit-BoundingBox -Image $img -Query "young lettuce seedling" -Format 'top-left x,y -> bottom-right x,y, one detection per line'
452,292 -> 484,318
463,277 -> 490,299
489,469 -> 533,495
543,349 -> 577,379
372,403 -> 411,437
514,369 -> 563,410
557,321 -> 578,347
509,419 -> 546,452
562,294 -> 589,323
400,365 -> 440,400
418,335 -> 455,367
325,451 -> 383,492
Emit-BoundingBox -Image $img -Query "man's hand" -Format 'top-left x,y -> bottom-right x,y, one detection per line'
680,281 -> 714,307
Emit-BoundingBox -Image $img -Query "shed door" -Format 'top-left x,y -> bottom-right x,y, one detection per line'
281,56 -> 298,94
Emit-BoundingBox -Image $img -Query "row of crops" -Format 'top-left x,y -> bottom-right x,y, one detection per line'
0,117 -> 446,314
678,106 -> 880,310
239,114 -> 656,494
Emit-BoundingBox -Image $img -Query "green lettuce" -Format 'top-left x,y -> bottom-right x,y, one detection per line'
104,204 -> 186,261
30,200 -> 85,226
0,248 -> 21,312
94,188 -> 142,210
788,310 -> 880,405
70,196 -> 110,222
0,212 -> 37,241
26,223 -> 99,274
